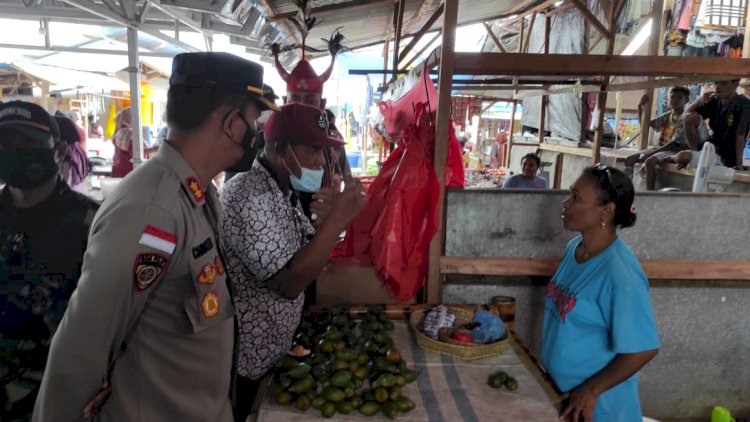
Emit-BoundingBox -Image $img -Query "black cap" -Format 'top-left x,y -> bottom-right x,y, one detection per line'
0,101 -> 60,144
170,52 -> 279,112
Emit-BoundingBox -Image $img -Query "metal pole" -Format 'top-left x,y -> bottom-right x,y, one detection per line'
127,27 -> 144,169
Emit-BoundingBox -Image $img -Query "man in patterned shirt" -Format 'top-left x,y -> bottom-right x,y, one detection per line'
219,103 -> 365,421
0,101 -> 99,421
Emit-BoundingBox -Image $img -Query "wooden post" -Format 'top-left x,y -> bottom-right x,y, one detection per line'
382,36 -> 390,94
539,95 -> 547,144
426,0 -> 458,304
580,17 -> 589,145
523,12 -> 537,53
553,153 -> 564,188
640,0 -> 665,150
593,0 -> 617,163
507,17 -> 525,167
614,91 -> 623,147
506,100 -> 517,167
539,14 -> 551,145
392,0 -> 406,80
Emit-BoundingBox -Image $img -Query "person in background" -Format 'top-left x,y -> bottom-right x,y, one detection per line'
54,115 -> 91,194
88,115 -> 104,139
0,101 -> 99,421
33,52 -> 275,422
110,108 -> 159,178
326,108 -> 352,179
490,132 -> 507,169
625,87 -> 699,190
542,165 -> 659,422
502,153 -> 548,189
685,79 -> 750,169
219,103 -> 365,421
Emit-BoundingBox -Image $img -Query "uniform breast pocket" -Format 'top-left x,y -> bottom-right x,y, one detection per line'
184,238 -> 234,333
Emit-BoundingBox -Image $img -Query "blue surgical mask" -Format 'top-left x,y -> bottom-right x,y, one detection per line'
284,145 -> 324,193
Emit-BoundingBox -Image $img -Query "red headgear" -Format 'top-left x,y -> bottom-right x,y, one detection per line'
274,55 -> 334,95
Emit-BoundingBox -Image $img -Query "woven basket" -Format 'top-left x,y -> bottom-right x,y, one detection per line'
409,307 -> 509,360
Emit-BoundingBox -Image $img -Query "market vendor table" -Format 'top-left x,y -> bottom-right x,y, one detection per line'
256,322 -> 561,421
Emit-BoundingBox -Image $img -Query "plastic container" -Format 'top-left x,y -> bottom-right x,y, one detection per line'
346,151 -> 362,169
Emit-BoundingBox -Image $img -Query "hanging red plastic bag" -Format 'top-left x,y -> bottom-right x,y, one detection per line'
334,102 -> 439,301
378,64 -> 438,143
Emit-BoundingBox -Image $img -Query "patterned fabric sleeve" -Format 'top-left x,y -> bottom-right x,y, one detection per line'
220,179 -> 295,283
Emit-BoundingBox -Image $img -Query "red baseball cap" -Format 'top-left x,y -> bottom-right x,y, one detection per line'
263,103 -> 345,148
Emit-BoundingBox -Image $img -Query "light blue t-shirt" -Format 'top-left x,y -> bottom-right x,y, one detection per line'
541,236 -> 659,422
502,174 -> 548,189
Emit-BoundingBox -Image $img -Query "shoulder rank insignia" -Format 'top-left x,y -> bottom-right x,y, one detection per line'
186,176 -> 205,203
201,291 -> 220,318
133,253 -> 168,290
198,264 -> 217,284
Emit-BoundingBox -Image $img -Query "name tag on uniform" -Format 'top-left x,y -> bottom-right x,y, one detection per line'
139,225 -> 177,255
192,237 -> 214,259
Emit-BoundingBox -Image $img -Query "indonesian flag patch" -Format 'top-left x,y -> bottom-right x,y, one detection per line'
139,225 -> 177,255
133,253 -> 168,290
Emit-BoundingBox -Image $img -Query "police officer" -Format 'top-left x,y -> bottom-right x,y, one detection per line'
33,52 -> 277,422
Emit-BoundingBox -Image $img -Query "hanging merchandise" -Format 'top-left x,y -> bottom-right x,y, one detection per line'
378,65 -> 437,143
334,101 -> 464,301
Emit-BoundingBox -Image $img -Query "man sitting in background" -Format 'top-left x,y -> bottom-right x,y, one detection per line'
684,79 -> 750,170
625,87 -> 699,190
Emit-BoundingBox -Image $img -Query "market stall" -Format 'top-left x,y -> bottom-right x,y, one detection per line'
253,305 -> 561,421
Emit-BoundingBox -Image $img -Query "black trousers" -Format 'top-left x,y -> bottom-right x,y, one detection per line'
234,375 -> 262,422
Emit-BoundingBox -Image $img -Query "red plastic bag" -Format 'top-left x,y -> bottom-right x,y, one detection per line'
336,102 -> 459,301
378,65 -> 438,143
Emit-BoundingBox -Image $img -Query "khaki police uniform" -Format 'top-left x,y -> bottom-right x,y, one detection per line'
33,141 -> 235,421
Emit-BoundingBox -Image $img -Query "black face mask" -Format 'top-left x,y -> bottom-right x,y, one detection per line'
223,110 -> 257,152
0,147 -> 59,189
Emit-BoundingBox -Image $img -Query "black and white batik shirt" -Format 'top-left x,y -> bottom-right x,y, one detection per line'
219,159 -> 315,379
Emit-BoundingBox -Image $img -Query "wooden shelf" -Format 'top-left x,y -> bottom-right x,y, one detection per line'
539,143 -> 594,157
441,256 -> 750,281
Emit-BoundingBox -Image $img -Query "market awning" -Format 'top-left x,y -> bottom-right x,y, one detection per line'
10,61 -> 130,93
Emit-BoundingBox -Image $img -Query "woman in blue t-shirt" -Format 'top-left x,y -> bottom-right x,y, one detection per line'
541,165 -> 660,422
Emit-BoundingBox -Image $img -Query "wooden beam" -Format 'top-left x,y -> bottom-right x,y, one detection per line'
570,0 -> 611,39
401,31 -> 440,70
397,3 -> 444,66
440,257 -> 750,280
482,22 -> 507,53
426,0 -> 458,304
392,0 -> 406,80
516,74 -> 739,99
450,53 -> 750,77
269,0 -> 389,20
523,12 -> 537,53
